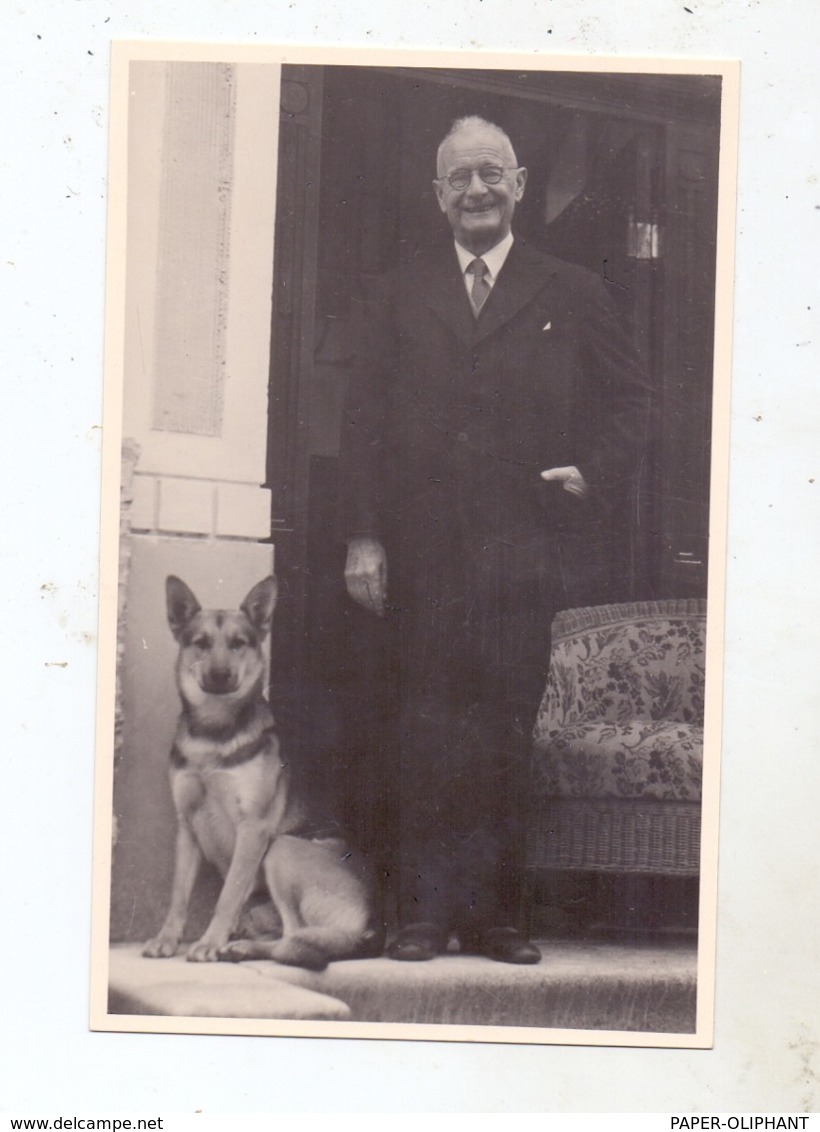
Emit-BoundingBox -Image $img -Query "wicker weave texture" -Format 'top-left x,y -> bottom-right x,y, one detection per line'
551,598 -> 708,646
527,798 -> 701,875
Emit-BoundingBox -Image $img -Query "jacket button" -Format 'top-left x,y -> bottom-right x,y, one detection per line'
457,431 -> 468,442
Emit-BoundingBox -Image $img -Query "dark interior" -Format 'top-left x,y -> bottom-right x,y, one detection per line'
265,65 -> 721,931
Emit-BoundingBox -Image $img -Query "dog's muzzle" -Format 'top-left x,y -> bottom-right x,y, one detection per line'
200,668 -> 237,695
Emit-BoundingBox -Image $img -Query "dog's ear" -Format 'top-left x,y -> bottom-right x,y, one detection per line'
240,576 -> 278,640
166,576 -> 201,641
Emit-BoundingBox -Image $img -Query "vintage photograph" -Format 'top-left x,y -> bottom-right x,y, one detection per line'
91,44 -> 737,1045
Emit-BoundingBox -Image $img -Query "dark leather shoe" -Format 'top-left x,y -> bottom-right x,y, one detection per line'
386,922 -> 446,962
471,927 -> 541,965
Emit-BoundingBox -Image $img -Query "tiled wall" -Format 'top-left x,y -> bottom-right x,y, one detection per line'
130,474 -> 272,541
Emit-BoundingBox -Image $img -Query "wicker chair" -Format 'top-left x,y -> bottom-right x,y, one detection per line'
527,599 -> 706,882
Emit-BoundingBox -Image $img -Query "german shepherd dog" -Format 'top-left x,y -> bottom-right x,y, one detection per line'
142,575 -> 381,969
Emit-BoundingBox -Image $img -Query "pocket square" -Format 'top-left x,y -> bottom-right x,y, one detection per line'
542,321 -> 552,331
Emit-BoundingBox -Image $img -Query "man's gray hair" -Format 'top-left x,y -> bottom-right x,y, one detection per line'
436,116 -> 519,176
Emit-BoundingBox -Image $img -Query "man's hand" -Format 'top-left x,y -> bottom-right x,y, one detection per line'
345,537 -> 388,617
540,466 -> 588,498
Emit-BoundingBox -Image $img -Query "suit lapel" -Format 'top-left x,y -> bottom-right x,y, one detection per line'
423,252 -> 476,347
423,240 -> 557,347
473,240 -> 557,344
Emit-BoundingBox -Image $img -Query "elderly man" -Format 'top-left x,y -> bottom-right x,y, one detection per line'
341,116 -> 648,963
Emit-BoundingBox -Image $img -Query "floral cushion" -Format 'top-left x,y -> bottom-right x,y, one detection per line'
532,600 -> 707,803
533,719 -> 703,801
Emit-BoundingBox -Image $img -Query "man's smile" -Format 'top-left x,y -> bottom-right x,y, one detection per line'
462,200 -> 498,215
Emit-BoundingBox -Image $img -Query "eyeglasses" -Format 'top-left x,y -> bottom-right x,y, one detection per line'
437,165 -> 515,191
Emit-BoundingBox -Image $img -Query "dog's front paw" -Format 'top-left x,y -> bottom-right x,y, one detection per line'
142,935 -> 179,958
185,939 -> 224,963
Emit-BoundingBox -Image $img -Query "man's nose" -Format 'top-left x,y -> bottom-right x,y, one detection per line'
464,169 -> 489,195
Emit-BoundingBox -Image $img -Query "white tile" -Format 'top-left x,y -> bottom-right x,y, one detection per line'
158,478 -> 214,535
215,483 -> 271,538
129,474 -> 157,531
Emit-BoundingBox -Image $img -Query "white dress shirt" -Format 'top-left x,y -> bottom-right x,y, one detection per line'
454,231 -> 514,301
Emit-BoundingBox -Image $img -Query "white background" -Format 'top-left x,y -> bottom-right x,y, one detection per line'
3,0 -> 819,1114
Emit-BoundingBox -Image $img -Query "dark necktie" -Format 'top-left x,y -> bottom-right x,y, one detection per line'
467,257 -> 490,316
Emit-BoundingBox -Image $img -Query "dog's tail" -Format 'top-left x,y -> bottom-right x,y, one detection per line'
221,925 -> 382,970
266,924 -> 383,971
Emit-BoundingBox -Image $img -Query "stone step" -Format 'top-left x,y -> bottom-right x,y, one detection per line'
107,939 -> 697,1033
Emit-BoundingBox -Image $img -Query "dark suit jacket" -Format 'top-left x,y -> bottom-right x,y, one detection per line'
342,237 -> 650,569
340,240 -> 651,906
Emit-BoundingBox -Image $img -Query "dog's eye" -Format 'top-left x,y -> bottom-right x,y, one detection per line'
192,636 -> 211,650
229,638 -> 247,651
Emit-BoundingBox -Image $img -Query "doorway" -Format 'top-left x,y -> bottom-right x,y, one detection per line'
266,63 -> 720,876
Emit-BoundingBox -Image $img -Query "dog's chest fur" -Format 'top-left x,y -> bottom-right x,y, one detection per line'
170,702 -> 303,877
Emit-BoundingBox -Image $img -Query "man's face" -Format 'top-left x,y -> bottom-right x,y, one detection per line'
434,125 -> 527,255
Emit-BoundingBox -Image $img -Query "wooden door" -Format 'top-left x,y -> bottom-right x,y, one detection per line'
658,120 -> 720,597
266,66 -> 324,690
